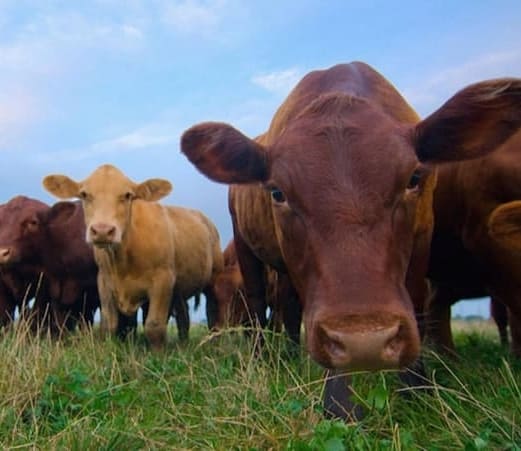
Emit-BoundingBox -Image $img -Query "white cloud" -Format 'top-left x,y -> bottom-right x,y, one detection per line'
251,68 -> 302,95
162,0 -> 225,34
404,50 -> 521,115
36,121 -> 181,163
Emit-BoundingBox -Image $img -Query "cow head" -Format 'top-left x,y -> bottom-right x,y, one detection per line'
0,196 -> 50,267
42,164 -> 172,247
182,78 -> 521,371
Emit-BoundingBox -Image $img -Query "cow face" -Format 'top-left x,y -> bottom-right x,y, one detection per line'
182,78 -> 521,371
0,196 -> 49,266
42,164 -> 172,247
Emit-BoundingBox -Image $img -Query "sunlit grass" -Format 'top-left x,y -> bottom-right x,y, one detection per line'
0,319 -> 519,449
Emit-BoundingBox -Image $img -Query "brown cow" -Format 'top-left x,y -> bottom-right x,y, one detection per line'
181,61 -> 521,419
0,196 -> 100,333
43,164 -> 224,350
428,130 -> 521,357
212,239 -> 301,344
0,196 -> 51,328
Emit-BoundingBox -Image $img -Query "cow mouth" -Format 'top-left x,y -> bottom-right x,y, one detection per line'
91,240 -> 116,249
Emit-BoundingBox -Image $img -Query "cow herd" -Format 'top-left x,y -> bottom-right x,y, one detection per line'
1,61 -> 521,421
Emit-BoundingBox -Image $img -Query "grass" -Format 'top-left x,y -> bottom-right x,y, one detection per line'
0,320 -> 519,450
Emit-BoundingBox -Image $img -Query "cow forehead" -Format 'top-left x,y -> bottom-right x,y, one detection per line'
268,104 -> 417,196
82,165 -> 135,196
0,196 -> 48,220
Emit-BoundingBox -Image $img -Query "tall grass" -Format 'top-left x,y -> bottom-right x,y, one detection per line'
0,320 -> 519,450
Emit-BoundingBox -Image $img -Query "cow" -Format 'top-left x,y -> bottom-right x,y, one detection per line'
0,197 -> 51,329
43,164 -> 224,351
428,130 -> 521,357
212,239 -> 301,345
180,61 -> 521,419
0,196 -> 101,333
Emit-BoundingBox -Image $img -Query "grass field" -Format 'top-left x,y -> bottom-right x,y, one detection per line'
0,320 -> 519,450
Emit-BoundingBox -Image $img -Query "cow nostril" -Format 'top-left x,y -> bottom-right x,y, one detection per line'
0,248 -> 10,258
106,226 -> 116,238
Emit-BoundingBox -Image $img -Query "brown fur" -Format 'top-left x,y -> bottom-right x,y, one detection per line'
428,130 -> 521,356
43,164 -> 223,350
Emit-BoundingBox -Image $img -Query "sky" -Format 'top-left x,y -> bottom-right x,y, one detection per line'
1,0 -> 520,320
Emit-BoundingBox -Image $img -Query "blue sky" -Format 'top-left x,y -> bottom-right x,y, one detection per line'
2,1 -> 520,319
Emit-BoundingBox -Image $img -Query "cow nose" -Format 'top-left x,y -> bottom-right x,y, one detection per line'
90,223 -> 116,242
0,247 -> 10,263
315,316 -> 418,371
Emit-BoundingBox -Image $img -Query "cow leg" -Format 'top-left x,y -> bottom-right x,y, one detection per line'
281,279 -> 301,346
116,311 -> 138,339
323,369 -> 363,421
97,274 -> 118,337
144,279 -> 173,351
172,293 -> 190,342
425,287 -> 456,354
204,286 -> 219,330
509,309 -> 521,358
233,229 -> 268,330
0,287 -> 16,328
491,298 -> 509,346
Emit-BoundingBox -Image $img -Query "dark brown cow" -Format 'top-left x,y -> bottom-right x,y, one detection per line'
0,196 -> 100,333
0,197 -> 50,328
181,62 -> 521,419
428,130 -> 521,357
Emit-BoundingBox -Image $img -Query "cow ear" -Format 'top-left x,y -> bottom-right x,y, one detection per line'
414,78 -> 521,163
47,201 -> 78,224
135,179 -> 172,201
181,122 -> 268,184
488,200 -> 521,249
43,175 -> 80,199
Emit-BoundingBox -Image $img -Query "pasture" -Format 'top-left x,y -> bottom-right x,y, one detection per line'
0,320 -> 519,450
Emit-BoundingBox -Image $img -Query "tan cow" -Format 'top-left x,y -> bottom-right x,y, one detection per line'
43,164 -> 223,350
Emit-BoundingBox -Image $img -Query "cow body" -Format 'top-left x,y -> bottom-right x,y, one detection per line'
181,61 -> 521,419
43,164 -> 223,350
428,131 -> 521,355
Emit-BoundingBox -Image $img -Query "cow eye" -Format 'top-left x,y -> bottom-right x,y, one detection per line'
124,192 -> 134,201
407,170 -> 422,191
79,190 -> 88,200
270,187 -> 286,203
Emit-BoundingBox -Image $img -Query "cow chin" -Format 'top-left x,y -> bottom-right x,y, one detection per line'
306,311 -> 421,372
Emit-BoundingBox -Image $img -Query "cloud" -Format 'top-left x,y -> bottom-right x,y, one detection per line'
161,0 -> 225,34
36,121 -> 181,163
251,68 -> 302,95
404,50 -> 521,115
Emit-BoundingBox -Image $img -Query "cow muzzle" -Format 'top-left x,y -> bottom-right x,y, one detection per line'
0,247 -> 12,264
88,223 -> 118,246
309,314 -> 420,371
